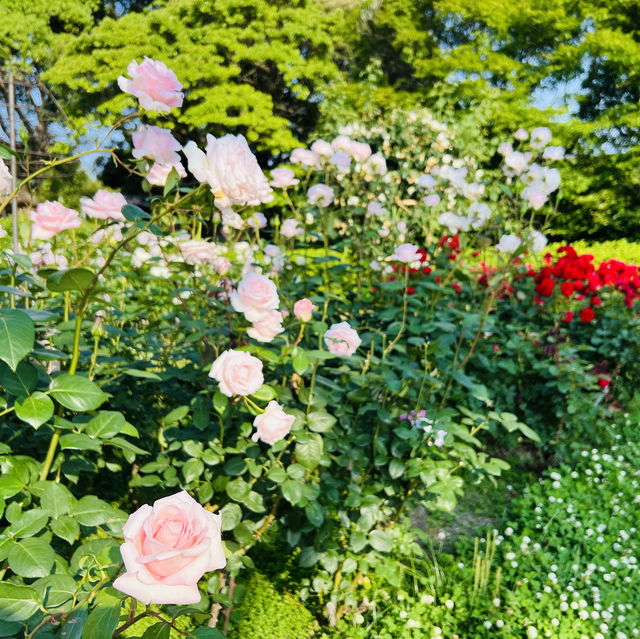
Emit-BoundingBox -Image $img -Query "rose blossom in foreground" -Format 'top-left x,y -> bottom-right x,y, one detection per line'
0,158 -> 11,194
391,243 -> 422,263
209,349 -> 264,396
324,322 -> 361,357
118,57 -> 184,113
230,272 -> 280,323
183,134 -> 273,209
270,168 -> 299,188
247,310 -> 284,343
113,491 -> 225,605
132,126 -> 182,166
252,401 -> 295,445
146,161 -> 187,186
80,189 -> 127,222
307,184 -> 334,207
31,201 -> 81,241
294,298 -> 314,322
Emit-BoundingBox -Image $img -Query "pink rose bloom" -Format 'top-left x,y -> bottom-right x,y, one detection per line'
392,243 -> 421,263
113,491 -> 225,605
212,257 -> 231,275
179,240 -> 218,265
498,142 -> 513,156
146,161 -> 187,186
290,148 -> 320,168
132,126 -> 182,166
324,321 -> 361,357
293,298 -> 314,322
247,212 -> 267,229
80,190 -> 127,221
31,201 -> 81,241
281,218 -> 303,238
307,184 -> 334,207
0,158 -> 11,194
423,194 -> 440,207
504,151 -> 529,175
329,151 -> 351,173
522,187 -> 548,210
310,139 -> 333,157
417,174 -> 436,189
209,349 -> 264,397
117,57 -> 184,113
270,168 -> 299,188
367,202 -> 387,217
344,140 -> 372,163
542,145 -> 565,161
247,310 -> 284,343
230,272 -> 279,322
514,128 -> 529,141
530,126 -> 552,148
364,153 -> 387,176
252,401 -> 294,445
331,135 -> 352,151
183,134 -> 273,209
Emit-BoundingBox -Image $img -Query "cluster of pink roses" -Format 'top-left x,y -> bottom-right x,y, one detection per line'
231,272 -> 284,343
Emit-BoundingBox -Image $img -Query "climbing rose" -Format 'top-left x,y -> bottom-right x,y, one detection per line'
132,126 -> 182,166
391,243 -> 422,263
31,201 -> 81,241
209,349 -> 264,397
183,134 -> 273,210
252,401 -> 294,445
0,158 -> 11,194
293,298 -> 314,322
117,57 -> 184,113
270,168 -> 299,188
324,322 -> 361,357
307,184 -> 334,207
80,190 -> 127,221
580,307 -> 595,323
247,310 -> 284,343
113,491 -> 225,605
146,161 -> 187,186
281,218 -> 303,239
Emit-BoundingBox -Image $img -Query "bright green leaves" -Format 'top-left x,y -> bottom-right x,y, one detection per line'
0,583 -> 40,622
14,392 -> 54,429
49,374 -> 108,411
295,433 -> 323,470
7,537 -> 55,578
46,268 -> 95,292
0,309 -> 34,371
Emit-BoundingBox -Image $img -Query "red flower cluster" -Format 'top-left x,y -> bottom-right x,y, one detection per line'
439,234 -> 461,260
528,246 -> 640,322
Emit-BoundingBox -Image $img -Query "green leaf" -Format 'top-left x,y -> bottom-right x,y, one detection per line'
14,392 -> 54,429
193,629 -> 226,639
291,348 -> 310,374
220,503 -> 242,531
306,411 -> 336,433
60,433 -> 102,452
7,508 -> 49,537
51,516 -> 80,544
223,457 -> 246,476
295,434 -> 323,470
86,411 -> 125,438
226,478 -> 250,501
50,374 -> 108,411
121,204 -> 151,221
251,384 -> 277,401
182,458 -> 204,483
46,268 -> 95,293
163,166 -> 181,196
0,583 -> 40,621
39,482 -> 75,517
61,606 -> 88,639
389,459 -> 404,479
369,529 -> 393,553
299,546 -> 318,567
82,590 -> 122,638
70,496 -> 116,527
281,479 -> 303,505
305,501 -> 324,527
33,575 -> 77,612
0,360 -> 38,396
141,623 -> 171,639
164,405 -> 189,424
8,537 -> 55,578
213,391 -> 228,414
0,309 -> 35,371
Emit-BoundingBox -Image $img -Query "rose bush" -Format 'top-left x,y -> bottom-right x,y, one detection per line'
0,59 -> 637,639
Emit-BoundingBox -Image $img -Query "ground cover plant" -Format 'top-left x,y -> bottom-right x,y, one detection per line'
0,58 -> 638,638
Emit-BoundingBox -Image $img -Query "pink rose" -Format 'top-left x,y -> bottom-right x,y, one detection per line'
80,190 -> 127,221
290,148 -> 320,168
31,201 -> 81,241
117,57 -> 184,113
230,273 -> 279,322
329,151 -> 351,173
281,218 -> 303,239
132,126 -> 182,166
364,153 -> 387,176
146,161 -> 187,186
247,212 -> 267,229
293,298 -> 314,322
252,401 -> 294,445
423,194 -> 441,207
324,322 -> 361,357
310,140 -> 333,157
247,310 -> 284,343
212,257 -> 231,275
344,140 -> 372,163
179,240 -> 219,265
113,491 -> 225,605
209,349 -> 264,396
522,187 -> 547,210
183,134 -> 273,209
270,168 -> 299,188
307,184 -> 334,207
392,243 -> 421,263
0,158 -> 11,195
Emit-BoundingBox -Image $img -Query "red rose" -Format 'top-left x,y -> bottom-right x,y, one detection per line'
560,282 -> 574,297
562,311 -> 574,323
579,307 -> 595,323
535,277 -> 555,298
598,377 -> 611,388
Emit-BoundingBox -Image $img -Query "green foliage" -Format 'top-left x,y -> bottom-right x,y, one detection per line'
547,239 -> 640,265
228,573 -> 317,639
